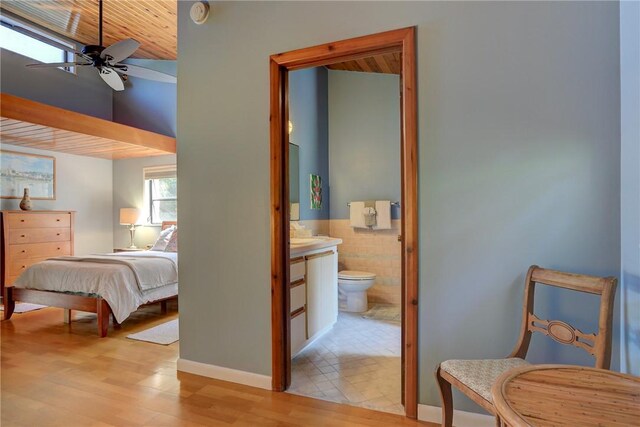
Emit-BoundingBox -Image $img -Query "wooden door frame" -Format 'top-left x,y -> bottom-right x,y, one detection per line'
270,27 -> 419,419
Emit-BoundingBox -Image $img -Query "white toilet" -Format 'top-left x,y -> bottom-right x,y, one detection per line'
338,270 -> 376,312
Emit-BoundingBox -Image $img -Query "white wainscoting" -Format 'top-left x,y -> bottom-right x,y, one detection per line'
177,358 -> 272,390
418,404 -> 494,427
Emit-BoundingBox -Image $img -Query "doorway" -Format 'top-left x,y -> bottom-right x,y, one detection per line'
270,27 -> 418,418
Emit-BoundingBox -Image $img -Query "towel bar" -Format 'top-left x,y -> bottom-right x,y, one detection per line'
347,201 -> 400,207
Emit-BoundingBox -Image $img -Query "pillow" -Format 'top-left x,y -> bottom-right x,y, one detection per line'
164,229 -> 178,252
150,225 -> 175,251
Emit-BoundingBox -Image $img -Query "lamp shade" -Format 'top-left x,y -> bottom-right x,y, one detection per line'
119,208 -> 139,225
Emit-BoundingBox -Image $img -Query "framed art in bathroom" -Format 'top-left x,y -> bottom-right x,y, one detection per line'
0,149 -> 56,199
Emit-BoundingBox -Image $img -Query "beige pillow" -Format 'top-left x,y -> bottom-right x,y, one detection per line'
164,229 -> 178,252
150,226 -> 175,251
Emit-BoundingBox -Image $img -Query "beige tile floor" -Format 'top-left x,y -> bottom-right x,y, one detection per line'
288,310 -> 403,415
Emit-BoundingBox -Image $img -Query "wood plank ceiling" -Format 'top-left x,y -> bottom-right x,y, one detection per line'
1,0 -> 176,60
326,53 -> 401,75
1,93 -> 176,160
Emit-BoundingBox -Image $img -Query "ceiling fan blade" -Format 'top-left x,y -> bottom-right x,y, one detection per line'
26,61 -> 90,68
115,64 -> 176,84
100,39 -> 140,64
99,68 -> 124,91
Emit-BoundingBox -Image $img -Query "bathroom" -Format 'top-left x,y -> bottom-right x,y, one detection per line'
286,62 -> 402,414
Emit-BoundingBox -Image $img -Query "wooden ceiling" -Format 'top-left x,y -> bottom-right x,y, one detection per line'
1,93 -> 176,160
326,53 -> 401,75
1,0 -> 176,60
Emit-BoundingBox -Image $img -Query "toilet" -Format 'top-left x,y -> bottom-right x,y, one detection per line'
338,270 -> 376,313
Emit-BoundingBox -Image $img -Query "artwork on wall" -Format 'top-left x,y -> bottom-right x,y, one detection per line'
0,150 -> 56,199
310,174 -> 322,210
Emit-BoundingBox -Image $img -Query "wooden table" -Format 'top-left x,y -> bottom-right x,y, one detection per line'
491,364 -> 640,427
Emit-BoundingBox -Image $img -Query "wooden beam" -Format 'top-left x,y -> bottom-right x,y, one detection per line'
1,93 -> 176,154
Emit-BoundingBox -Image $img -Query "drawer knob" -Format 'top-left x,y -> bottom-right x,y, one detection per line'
21,250 -> 26,253
57,247 -> 61,250
56,219 -> 61,222
20,219 -> 25,222
57,233 -> 61,236
20,234 -> 25,237
21,265 -> 26,269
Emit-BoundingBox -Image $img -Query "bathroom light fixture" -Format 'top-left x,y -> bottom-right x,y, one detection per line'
120,208 -> 140,248
288,120 -> 294,135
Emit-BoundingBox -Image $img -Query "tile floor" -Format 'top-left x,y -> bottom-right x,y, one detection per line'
288,310 -> 403,415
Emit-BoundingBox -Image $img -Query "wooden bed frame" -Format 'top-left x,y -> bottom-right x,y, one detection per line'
3,221 -> 178,337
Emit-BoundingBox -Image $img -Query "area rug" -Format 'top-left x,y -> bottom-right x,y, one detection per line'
0,303 -> 48,313
362,304 -> 401,322
127,319 -> 179,345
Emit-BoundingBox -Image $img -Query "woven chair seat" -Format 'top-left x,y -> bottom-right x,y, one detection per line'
440,358 -> 530,401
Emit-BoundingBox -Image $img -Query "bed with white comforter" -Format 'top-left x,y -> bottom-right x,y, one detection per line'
13,251 -> 178,323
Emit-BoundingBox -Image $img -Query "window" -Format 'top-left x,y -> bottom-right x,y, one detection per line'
0,17 -> 76,72
144,165 -> 177,224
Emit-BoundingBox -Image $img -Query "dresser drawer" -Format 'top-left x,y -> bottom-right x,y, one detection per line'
8,228 -> 70,244
290,281 -> 306,313
8,257 -> 49,278
9,241 -> 71,260
7,213 -> 71,229
290,257 -> 306,282
291,310 -> 307,356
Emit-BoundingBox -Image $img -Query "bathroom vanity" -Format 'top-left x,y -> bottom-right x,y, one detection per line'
289,237 -> 342,357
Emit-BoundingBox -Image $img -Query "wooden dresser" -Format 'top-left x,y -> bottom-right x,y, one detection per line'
1,210 -> 74,298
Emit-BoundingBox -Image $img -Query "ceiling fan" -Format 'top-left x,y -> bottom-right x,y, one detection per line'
25,0 -> 176,91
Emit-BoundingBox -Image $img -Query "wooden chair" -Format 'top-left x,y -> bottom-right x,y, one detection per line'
434,265 -> 617,427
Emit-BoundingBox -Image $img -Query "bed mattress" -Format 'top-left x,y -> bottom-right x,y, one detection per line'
13,251 -> 178,323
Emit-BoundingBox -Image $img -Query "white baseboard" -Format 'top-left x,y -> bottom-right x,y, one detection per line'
418,404 -> 494,427
177,358 -> 272,390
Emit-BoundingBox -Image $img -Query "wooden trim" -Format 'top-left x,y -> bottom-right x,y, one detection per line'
304,250 -> 335,261
290,256 -> 305,264
289,278 -> 305,289
291,306 -> 305,319
270,27 -> 419,419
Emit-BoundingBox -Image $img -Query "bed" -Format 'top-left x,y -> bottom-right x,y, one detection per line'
3,221 -> 178,337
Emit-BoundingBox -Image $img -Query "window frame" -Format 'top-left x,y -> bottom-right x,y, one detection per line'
0,15 -> 78,74
143,165 -> 177,225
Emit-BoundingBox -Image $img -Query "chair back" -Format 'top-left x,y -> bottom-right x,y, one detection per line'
510,265 -> 617,369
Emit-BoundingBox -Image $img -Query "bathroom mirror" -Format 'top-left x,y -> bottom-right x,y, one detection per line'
289,143 -> 300,220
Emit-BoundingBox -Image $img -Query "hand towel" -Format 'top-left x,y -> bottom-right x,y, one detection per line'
372,200 -> 391,230
349,201 -> 367,228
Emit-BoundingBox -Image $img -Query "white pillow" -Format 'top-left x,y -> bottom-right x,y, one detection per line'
150,225 -> 176,251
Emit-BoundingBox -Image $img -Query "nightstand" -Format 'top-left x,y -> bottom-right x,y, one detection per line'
113,248 -> 146,253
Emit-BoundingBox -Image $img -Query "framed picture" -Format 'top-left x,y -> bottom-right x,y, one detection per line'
0,150 -> 56,199
310,174 -> 322,210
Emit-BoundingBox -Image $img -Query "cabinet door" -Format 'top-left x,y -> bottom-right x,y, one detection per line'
321,250 -> 338,325
306,253 -> 324,338
306,249 -> 338,339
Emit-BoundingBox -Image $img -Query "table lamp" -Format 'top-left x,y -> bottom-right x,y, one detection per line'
120,208 -> 140,248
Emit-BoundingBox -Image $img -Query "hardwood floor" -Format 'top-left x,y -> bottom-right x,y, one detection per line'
1,304 -> 434,426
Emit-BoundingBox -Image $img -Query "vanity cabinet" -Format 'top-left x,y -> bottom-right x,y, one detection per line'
305,250 -> 338,339
289,245 -> 339,358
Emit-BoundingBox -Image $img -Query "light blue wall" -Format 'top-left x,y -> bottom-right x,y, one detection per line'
176,1 -> 621,413
289,67 -> 329,220
328,70 -> 400,220
112,59 -> 177,137
0,48 -> 113,120
619,0 -> 639,376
